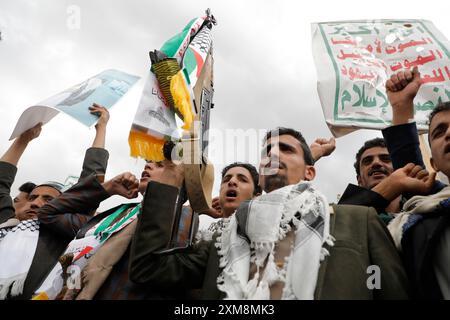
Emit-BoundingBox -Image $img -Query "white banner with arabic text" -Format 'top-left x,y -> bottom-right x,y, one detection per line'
312,19 -> 450,137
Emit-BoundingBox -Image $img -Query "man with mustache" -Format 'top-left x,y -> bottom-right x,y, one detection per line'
380,67 -> 450,299
338,138 -> 400,224
1,150 -> 137,300
339,137 -> 436,226
0,105 -> 142,300
130,128 -> 411,299
2,104 -> 110,223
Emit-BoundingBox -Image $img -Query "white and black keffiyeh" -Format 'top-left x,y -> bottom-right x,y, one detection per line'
195,219 -> 226,242
388,186 -> 450,250
215,182 -> 334,300
0,219 -> 40,299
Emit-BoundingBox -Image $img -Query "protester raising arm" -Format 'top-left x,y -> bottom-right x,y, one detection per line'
1,123 -> 42,167
385,67 -> 421,126
0,123 -> 42,223
89,103 -> 110,149
382,68 -> 445,193
37,172 -> 139,240
309,137 -> 336,163
79,104 -> 110,182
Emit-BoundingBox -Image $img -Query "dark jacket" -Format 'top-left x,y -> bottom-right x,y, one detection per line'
0,147 -> 109,299
339,122 -> 446,222
382,122 -> 448,299
129,182 -> 410,300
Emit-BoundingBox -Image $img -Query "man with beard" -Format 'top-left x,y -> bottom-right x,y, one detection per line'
130,128 -> 415,299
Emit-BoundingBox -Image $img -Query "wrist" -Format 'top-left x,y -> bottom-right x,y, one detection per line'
391,102 -> 414,125
95,124 -> 107,131
101,180 -> 113,195
311,149 -> 322,161
15,137 -> 30,147
372,177 -> 401,202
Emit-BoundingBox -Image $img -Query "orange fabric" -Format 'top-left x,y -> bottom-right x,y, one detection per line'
128,130 -> 165,161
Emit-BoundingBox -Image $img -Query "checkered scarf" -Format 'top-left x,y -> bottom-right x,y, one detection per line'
388,185 -> 450,250
215,182 -> 334,300
0,219 -> 40,299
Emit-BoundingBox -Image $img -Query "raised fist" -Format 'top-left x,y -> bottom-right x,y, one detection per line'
103,172 -> 139,199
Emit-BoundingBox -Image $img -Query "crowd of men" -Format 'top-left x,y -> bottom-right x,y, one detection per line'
1,68 -> 449,300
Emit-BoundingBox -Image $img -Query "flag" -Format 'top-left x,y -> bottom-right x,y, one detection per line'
129,10 -> 216,161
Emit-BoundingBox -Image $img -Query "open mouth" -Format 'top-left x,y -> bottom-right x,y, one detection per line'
141,171 -> 150,179
444,144 -> 450,155
225,189 -> 238,199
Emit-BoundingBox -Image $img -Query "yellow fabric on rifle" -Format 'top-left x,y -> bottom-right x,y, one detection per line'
170,71 -> 194,130
153,58 -> 179,109
128,130 -> 165,161
32,292 -> 49,300
153,59 -> 194,131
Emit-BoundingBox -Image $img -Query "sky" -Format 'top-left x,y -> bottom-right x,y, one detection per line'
1,0 -> 449,228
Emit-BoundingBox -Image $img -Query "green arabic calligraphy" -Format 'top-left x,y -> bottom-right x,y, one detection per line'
415,88 -> 450,111
341,85 -> 388,111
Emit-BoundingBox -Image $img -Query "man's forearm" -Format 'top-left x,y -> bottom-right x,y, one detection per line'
0,161 -> 18,222
382,123 -> 424,170
91,125 -> 107,149
338,184 -> 390,213
0,139 -> 28,166
392,101 -> 415,125
79,147 -> 109,182
38,174 -> 110,238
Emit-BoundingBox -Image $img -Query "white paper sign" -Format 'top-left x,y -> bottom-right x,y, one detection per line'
312,19 -> 450,137
10,69 -> 140,140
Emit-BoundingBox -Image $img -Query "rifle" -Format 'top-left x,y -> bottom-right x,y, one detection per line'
129,10 -> 217,252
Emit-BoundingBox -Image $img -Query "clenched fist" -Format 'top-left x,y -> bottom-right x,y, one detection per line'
102,172 -> 139,199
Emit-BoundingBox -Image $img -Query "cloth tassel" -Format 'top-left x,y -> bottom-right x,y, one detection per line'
0,280 -> 11,299
320,248 -> 330,261
264,253 -> 279,285
244,272 -> 260,298
128,130 -> 165,161
325,235 -> 335,247
0,275 -> 26,299
252,282 -> 270,300
10,277 -> 26,297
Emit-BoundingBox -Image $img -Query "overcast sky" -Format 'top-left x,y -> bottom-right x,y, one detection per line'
1,0 -> 449,228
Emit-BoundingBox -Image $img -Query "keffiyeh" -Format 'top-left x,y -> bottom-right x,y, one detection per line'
215,182 -> 334,300
0,219 -> 40,299
388,186 -> 450,250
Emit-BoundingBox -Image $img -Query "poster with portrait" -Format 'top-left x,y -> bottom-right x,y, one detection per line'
10,69 -> 140,140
